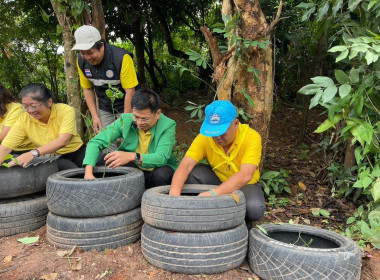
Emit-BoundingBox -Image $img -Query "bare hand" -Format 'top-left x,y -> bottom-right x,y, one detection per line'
11,152 -> 34,168
169,188 -> 181,196
93,117 -> 102,133
104,151 -> 134,169
84,172 -> 96,180
198,191 -> 213,197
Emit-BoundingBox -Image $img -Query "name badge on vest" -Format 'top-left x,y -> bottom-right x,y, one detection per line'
85,69 -> 92,77
106,69 -> 114,78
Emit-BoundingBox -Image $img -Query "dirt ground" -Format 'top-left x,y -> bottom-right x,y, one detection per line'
0,98 -> 379,280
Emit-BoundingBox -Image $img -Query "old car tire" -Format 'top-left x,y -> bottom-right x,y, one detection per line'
0,155 -> 59,198
47,207 -> 142,251
141,223 -> 248,274
141,184 -> 246,232
0,192 -> 48,237
248,223 -> 362,280
46,167 -> 145,218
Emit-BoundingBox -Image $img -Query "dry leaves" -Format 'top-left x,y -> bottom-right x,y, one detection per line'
40,273 -> 58,280
56,245 -> 76,257
3,255 -> 12,263
298,181 -> 307,191
71,259 -> 82,271
149,269 -> 157,278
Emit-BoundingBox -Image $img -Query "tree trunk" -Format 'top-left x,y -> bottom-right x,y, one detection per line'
203,0 -> 280,168
50,1 -> 84,138
91,0 -> 106,40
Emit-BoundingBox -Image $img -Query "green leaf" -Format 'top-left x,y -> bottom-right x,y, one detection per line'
320,209 -> 330,217
238,89 -> 254,108
347,217 -> 356,224
314,115 -> 342,133
349,68 -> 360,84
329,46 -> 347,53
311,76 -> 335,87
335,70 -> 349,84
360,221 -> 372,239
312,209 -> 320,216
309,90 -> 323,109
336,49 -> 349,62
317,2 -> 329,21
355,96 -> 364,116
301,7 -> 316,22
322,86 -> 337,103
295,3 -> 315,9
348,0 -> 363,12
298,84 -> 320,95
357,124 -> 373,145
18,236 -> 39,244
339,84 -> 351,98
332,0 -> 343,16
256,225 -> 268,235
368,210 -> 380,219
261,171 -> 280,180
371,180 -> 380,201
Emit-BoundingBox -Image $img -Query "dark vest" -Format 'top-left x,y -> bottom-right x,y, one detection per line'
78,43 -> 133,113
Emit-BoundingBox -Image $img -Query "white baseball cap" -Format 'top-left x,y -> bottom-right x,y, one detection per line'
71,25 -> 102,51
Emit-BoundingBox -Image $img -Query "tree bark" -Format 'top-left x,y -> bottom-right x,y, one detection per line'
203,0 -> 279,168
91,0 -> 106,39
50,1 -> 84,138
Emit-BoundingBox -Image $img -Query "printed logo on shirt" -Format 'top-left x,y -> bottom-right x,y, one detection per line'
105,69 -> 114,78
85,69 -> 92,77
210,113 -> 220,124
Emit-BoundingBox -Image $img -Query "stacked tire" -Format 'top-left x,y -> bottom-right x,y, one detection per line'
141,184 -> 248,274
0,156 -> 58,237
46,167 -> 145,251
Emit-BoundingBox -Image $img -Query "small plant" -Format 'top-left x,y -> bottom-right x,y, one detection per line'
184,101 -> 205,123
268,195 -> 289,208
1,154 -> 18,167
261,168 -> 291,195
311,208 -> 330,217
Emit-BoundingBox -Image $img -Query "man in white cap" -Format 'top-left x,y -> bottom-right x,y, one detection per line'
72,25 -> 138,134
169,100 -> 266,222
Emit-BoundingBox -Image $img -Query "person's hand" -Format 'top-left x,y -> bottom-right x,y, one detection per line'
10,152 -> 34,168
84,172 -> 96,180
104,151 -> 135,169
92,116 -> 102,133
169,188 -> 181,196
198,191 -> 213,197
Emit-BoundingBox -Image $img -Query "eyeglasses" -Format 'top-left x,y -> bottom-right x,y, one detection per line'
21,102 -> 43,112
133,114 -> 155,124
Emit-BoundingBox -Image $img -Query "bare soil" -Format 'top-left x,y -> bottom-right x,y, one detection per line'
0,98 -> 379,280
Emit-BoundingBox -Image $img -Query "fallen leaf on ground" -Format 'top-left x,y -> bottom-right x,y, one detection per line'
3,255 -> 13,263
271,208 -> 285,214
298,182 -> 307,191
40,273 -> 58,280
149,269 -> 157,278
71,259 -> 82,271
18,236 -> 39,244
57,245 -> 76,257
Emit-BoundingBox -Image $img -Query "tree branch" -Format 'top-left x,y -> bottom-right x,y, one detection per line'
267,0 -> 283,33
200,25 -> 223,68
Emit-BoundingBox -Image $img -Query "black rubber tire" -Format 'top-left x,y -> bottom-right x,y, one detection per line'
46,167 -> 145,218
248,223 -> 362,280
46,207 -> 142,251
0,155 -> 59,198
141,184 -> 246,232
141,223 -> 248,274
0,192 -> 48,237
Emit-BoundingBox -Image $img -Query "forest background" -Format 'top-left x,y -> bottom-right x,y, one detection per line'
0,0 -> 379,250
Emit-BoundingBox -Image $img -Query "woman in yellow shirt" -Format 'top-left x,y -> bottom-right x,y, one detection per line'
0,83 -> 22,142
0,83 -> 85,170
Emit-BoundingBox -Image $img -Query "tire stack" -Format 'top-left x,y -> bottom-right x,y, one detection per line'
0,156 -> 59,237
141,184 -> 248,274
46,167 -> 145,251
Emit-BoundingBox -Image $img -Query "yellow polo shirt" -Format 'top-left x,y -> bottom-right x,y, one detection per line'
135,129 -> 153,171
78,54 -> 138,89
186,123 -> 262,184
2,103 -> 83,154
0,103 -> 35,151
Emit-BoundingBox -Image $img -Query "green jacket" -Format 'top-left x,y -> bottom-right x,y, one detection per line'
83,113 -> 178,170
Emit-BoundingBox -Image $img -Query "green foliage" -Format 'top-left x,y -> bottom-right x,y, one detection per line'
184,101 -> 205,123
268,195 -> 289,208
298,0 -> 380,247
260,169 -> 291,196
172,142 -> 189,163
312,208 -> 330,217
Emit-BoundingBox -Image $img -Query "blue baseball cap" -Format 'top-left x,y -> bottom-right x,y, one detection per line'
200,100 -> 237,137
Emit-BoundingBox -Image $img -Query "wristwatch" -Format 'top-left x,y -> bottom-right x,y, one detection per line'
31,149 -> 40,158
135,153 -> 141,164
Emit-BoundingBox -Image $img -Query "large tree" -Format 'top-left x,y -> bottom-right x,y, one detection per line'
202,0 -> 282,166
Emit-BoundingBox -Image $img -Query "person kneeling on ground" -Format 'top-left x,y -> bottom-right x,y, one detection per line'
169,100 -> 266,222
0,83 -> 85,170
83,88 -> 177,189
